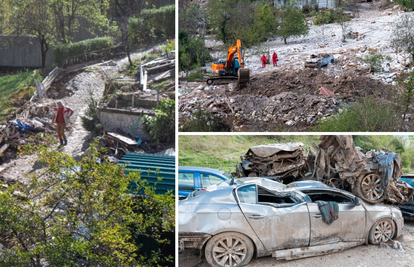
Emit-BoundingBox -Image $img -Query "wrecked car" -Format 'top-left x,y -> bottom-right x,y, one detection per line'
305,54 -> 334,68
309,135 -> 414,205
179,177 -> 403,267
232,142 -> 308,184
395,175 -> 414,220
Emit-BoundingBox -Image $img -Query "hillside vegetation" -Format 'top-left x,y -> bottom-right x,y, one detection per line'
0,71 -> 37,121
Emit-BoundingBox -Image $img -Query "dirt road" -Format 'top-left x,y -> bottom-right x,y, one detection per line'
179,221 -> 414,267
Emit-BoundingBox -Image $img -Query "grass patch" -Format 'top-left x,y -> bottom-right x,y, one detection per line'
0,72 -> 35,121
179,135 -> 320,172
312,96 -> 398,132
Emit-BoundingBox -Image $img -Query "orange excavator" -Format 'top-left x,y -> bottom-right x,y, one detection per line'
206,39 -> 250,86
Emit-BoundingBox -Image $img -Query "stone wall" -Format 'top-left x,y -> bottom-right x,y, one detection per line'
99,108 -> 154,140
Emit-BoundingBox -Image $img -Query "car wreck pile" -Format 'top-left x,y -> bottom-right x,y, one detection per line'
232,142 -> 308,184
234,135 -> 414,205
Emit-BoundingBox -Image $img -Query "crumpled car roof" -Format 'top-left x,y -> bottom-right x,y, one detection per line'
248,142 -> 304,158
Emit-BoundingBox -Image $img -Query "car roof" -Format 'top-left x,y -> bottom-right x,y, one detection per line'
179,166 -> 227,175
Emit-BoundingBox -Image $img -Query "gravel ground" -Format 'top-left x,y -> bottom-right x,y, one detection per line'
179,221 -> 414,267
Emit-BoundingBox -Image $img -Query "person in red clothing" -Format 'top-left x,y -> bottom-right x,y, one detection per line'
52,100 -> 74,147
272,52 -> 278,66
261,54 -> 267,68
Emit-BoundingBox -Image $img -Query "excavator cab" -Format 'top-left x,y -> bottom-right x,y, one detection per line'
209,40 -> 250,86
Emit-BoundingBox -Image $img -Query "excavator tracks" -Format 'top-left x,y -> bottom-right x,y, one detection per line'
205,68 -> 250,87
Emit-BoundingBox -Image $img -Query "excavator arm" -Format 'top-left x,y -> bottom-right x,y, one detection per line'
224,40 -> 245,70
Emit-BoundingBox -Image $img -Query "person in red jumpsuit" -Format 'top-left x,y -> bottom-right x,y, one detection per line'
261,54 -> 267,68
272,52 -> 278,67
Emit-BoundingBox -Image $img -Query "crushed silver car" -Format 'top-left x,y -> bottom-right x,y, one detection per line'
179,178 -> 403,267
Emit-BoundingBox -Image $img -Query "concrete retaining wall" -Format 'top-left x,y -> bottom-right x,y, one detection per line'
99,108 -> 154,140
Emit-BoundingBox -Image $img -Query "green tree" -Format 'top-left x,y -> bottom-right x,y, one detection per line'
206,0 -> 276,47
142,99 -> 175,143
278,5 -> 309,45
0,138 -> 174,266
179,30 -> 213,71
0,0 -> 116,67
395,70 -> 414,130
391,13 -> 414,63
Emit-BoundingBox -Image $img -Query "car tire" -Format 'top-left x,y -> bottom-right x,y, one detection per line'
368,218 -> 395,244
205,232 -> 254,267
353,173 -> 386,204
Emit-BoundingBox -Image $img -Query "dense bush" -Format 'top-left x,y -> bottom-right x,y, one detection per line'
141,5 -> 175,39
179,30 -> 213,71
313,9 -> 350,25
179,106 -> 231,132
54,37 -> 114,65
142,99 -> 175,143
313,96 -> 398,132
395,0 -> 414,11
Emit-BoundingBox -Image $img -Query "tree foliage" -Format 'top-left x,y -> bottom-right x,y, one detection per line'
206,0 -> 277,47
142,99 -> 175,144
391,13 -> 414,62
394,70 -> 414,130
179,30 -> 213,71
278,5 -> 309,45
0,0 -> 116,67
0,138 -> 174,266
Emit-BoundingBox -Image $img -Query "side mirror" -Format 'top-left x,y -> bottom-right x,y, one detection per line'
354,197 -> 362,206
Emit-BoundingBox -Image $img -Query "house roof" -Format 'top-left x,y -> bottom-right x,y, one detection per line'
119,152 -> 175,195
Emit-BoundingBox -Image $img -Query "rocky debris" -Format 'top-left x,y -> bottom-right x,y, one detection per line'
232,142 -> 308,184
308,135 -> 414,205
180,87 -> 341,127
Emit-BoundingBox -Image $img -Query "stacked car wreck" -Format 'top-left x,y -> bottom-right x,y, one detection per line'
233,135 -> 413,205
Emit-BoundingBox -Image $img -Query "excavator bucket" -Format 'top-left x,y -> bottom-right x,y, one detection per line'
238,68 -> 250,86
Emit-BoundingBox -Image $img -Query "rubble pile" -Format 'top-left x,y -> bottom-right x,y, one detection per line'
0,100 -> 58,163
232,142 -> 308,184
179,89 -> 340,126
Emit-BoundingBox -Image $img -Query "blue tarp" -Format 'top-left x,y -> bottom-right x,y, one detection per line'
374,150 -> 399,188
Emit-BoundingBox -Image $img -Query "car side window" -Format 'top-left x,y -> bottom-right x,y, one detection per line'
179,172 -> 195,191
237,185 -> 257,204
200,173 -> 224,187
303,190 -> 353,203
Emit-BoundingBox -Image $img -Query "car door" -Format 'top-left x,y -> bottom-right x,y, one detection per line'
178,172 -> 196,198
303,190 -> 366,246
237,184 -> 311,251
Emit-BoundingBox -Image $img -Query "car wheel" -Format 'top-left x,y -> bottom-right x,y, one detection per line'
205,232 -> 254,267
353,173 -> 386,204
369,218 -> 395,244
